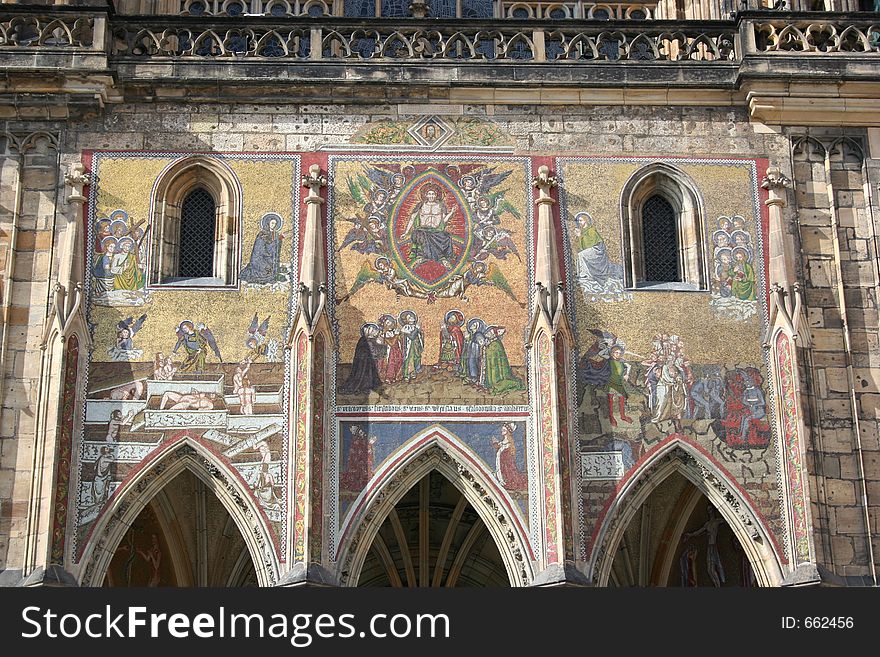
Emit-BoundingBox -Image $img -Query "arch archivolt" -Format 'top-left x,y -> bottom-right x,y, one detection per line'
336,428 -> 535,587
77,437 -> 279,587
591,440 -> 785,587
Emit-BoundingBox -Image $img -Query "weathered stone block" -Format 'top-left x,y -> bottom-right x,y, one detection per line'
834,507 -> 867,534
811,328 -> 846,351
825,479 -> 857,505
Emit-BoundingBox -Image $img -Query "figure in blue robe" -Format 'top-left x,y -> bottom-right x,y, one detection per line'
241,214 -> 284,284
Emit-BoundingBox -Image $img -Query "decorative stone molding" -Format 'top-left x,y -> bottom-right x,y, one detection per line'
79,441 -> 279,587
297,164 -> 329,334
591,443 -> 784,587
338,443 -> 532,587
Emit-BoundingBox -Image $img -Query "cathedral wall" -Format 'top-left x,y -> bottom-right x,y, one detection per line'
0,128 -> 62,583
12,98 -> 880,584
789,127 -> 880,580
40,100 -> 797,583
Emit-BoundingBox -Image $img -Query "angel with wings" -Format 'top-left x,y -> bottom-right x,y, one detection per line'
115,314 -> 146,351
474,225 -> 522,262
337,214 -> 387,255
433,260 -> 523,306
107,313 -> 147,360
337,256 -> 428,304
245,314 -> 271,362
173,320 -> 222,372
471,169 -> 521,222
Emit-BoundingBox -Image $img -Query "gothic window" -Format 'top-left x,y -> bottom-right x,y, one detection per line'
620,163 -> 707,290
641,195 -> 681,284
149,156 -> 241,287
178,188 -> 217,279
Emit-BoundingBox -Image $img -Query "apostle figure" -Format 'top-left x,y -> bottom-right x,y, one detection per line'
574,211 -> 624,294
340,323 -> 382,395
483,326 -> 524,395
93,237 -> 117,296
460,318 -> 486,386
491,422 -> 527,492
730,247 -> 757,301
111,237 -> 144,291
241,213 -> 284,284
377,314 -> 403,384
713,248 -> 734,297
437,310 -> 465,371
94,218 -> 112,252
399,310 -> 424,382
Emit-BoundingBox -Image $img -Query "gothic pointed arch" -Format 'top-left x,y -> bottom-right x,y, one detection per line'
77,437 -> 279,587
148,155 -> 242,287
336,429 -> 534,587
619,161 -> 707,290
591,440 -> 784,587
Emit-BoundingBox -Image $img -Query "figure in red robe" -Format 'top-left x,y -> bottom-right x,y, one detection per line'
437,310 -> 465,371
340,425 -> 375,493
377,314 -> 403,384
491,423 -> 527,493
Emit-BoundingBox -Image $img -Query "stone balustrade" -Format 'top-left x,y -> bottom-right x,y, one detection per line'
2,7 -> 877,62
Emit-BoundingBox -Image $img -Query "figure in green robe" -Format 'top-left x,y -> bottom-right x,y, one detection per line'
399,310 -> 424,382
111,238 -> 145,291
730,247 -> 756,301
482,326 -> 524,395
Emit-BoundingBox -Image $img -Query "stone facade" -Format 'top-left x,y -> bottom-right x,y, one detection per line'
0,0 -> 878,587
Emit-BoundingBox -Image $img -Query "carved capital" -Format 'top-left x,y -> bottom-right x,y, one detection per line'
64,162 -> 91,203
302,164 -> 327,202
761,166 -> 791,193
532,165 -> 558,203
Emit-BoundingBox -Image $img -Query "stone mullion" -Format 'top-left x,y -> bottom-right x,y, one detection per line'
529,166 -> 585,586
762,165 -> 820,581
281,165 -> 335,586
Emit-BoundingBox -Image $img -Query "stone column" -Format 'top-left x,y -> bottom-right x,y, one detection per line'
763,166 -> 796,289
20,162 -> 92,587
762,165 -> 819,585
279,165 -> 336,587
527,166 -> 587,587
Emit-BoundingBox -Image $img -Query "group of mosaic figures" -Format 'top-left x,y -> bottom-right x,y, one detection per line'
711,215 -> 757,302
340,309 -> 524,397
86,434 -> 280,519
340,310 -> 427,394
438,311 -> 524,395
339,164 -> 522,305
572,211 -> 758,312
582,332 -> 769,449
92,211 -> 149,303
107,309 -> 275,377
